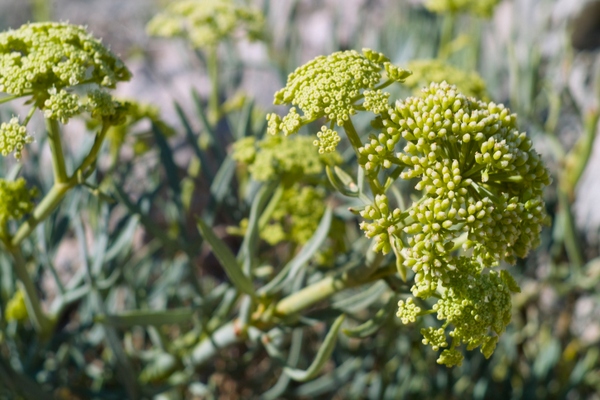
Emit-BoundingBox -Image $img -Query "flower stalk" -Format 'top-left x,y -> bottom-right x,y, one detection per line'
46,118 -> 69,184
188,257 -> 393,367
0,22 -> 131,338
8,246 -> 52,336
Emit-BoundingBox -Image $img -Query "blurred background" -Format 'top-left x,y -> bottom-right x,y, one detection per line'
1,0 -> 600,399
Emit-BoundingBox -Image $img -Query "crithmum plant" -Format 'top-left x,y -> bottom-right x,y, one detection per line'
201,48 -> 550,370
0,22 -> 131,336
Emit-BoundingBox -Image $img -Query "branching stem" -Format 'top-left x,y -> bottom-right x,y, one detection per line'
343,119 -> 383,196
8,245 -> 52,337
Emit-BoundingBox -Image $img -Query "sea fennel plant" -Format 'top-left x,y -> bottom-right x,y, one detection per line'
260,49 -> 550,366
0,22 -> 131,336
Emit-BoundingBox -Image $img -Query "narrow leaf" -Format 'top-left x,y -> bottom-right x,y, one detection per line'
231,98 -> 254,140
104,215 -> 139,262
284,314 -> 345,382
293,358 -> 360,397
95,309 -> 194,328
175,101 -> 215,183
113,184 -> 187,253
210,156 -> 236,201
203,156 -> 236,225
260,207 -> 333,295
343,297 -> 397,338
332,281 -> 387,313
197,218 -> 257,298
191,90 -> 219,149
238,181 -> 278,274
326,165 -> 359,197
262,329 -> 304,400
151,123 -> 181,198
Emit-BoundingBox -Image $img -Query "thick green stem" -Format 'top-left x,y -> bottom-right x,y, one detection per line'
11,124 -> 110,247
11,183 -> 70,247
12,122 -> 110,246
6,118 -> 111,340
0,94 -> 30,105
188,320 -> 241,366
258,185 -> 284,230
562,110 -> 599,197
186,255 -> 393,367
9,246 -> 52,336
558,189 -> 584,276
342,119 -> 364,153
30,0 -> 51,21
207,46 -> 220,124
74,123 -> 110,178
46,118 -> 68,184
438,13 -> 456,60
468,18 -> 482,71
342,119 -> 382,196
275,253 -> 386,316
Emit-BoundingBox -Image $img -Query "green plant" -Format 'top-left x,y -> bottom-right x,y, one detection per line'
4,1 -> 597,398
256,48 -> 550,367
0,22 -> 132,338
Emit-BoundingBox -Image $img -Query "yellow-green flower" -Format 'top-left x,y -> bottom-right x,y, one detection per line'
360,82 -> 550,284
0,178 -> 37,225
268,49 -> 411,137
5,289 -> 28,322
241,184 -> 326,247
43,88 -> 83,123
0,22 -> 131,98
232,134 -> 340,184
0,22 -> 131,133
360,82 -> 548,364
0,117 -> 33,159
398,263 -> 518,367
146,0 -> 264,49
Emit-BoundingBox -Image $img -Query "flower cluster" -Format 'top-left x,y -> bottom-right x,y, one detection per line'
314,126 -> 342,154
232,131 -> 340,247
425,0 -> 501,18
85,90 -> 130,126
397,262 -> 519,366
0,178 -> 37,226
267,49 -> 411,145
262,184 -> 326,246
405,59 -> 488,99
0,23 -> 131,160
232,134 -> 340,184
146,0 -> 264,49
357,81 -> 549,365
359,194 -> 403,254
0,118 -> 33,159
361,82 -> 550,271
42,88 -> 128,126
43,88 -> 83,123
266,48 -> 550,366
0,22 -> 130,98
